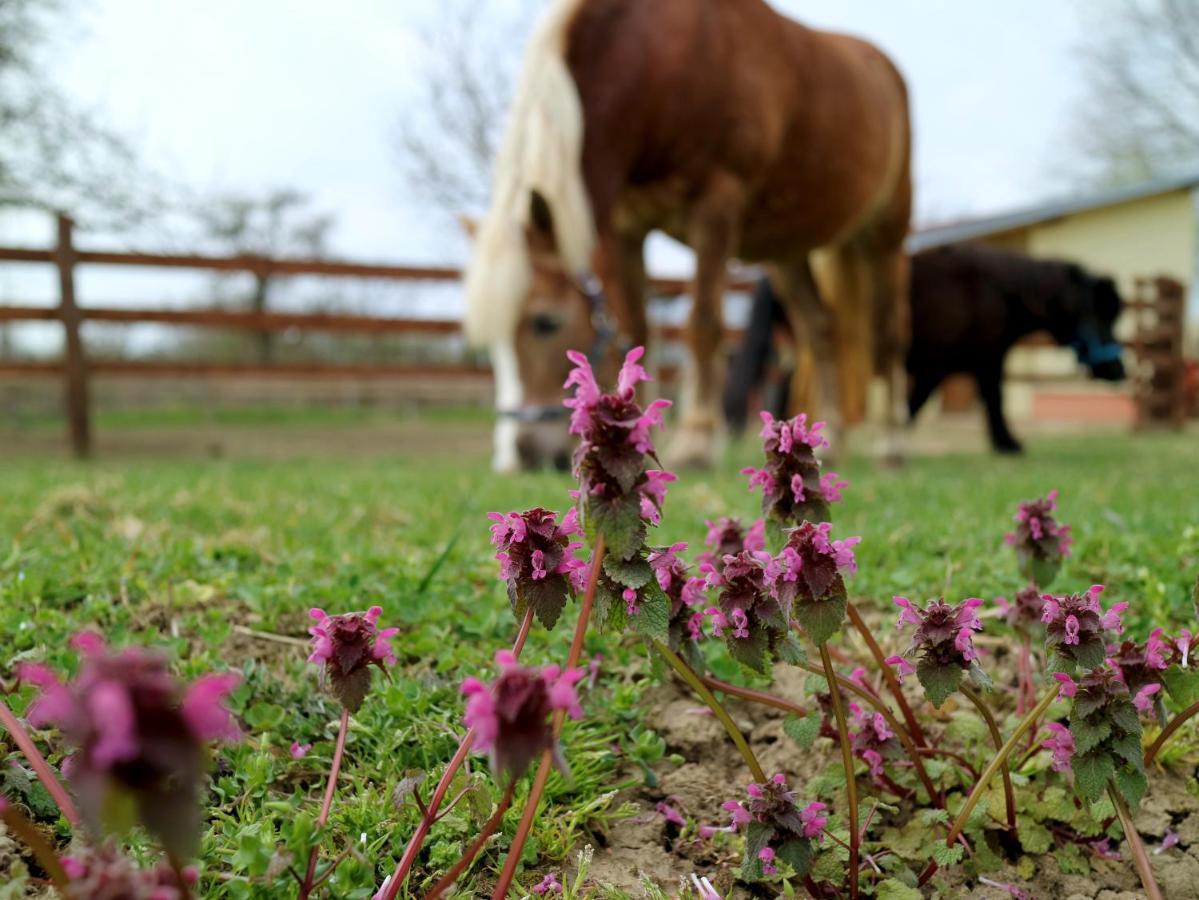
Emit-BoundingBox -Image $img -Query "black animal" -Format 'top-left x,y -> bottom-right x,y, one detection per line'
724,244 -> 1126,453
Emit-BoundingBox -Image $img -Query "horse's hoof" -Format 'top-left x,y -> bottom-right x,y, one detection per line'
995,441 -> 1024,455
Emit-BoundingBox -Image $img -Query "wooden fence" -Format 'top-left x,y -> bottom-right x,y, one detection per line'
0,213 -> 754,458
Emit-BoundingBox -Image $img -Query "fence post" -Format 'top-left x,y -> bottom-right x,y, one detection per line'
54,213 -> 91,458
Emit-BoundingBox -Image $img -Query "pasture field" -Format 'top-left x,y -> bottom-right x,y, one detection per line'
2,421 -> 1197,897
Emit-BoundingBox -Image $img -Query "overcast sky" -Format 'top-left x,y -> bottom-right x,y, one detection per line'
1,0 -> 1094,325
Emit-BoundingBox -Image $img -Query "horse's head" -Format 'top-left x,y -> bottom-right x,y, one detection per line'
463,191 -> 618,471
1053,266 -> 1126,382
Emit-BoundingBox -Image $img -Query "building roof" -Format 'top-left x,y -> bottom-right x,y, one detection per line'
908,167 -> 1199,252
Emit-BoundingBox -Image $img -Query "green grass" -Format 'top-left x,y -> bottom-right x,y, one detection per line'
1,429 -> 1196,896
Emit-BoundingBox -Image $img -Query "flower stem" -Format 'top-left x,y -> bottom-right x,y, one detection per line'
167,851 -> 194,900
846,603 -> 927,747
918,688 -> 1057,886
1109,782 -> 1163,900
1144,698 -> 1199,766
959,684 -> 1017,837
299,706 -> 351,899
490,536 -> 605,900
380,606 -> 536,900
424,780 -> 517,899
0,697 -> 82,827
792,661 -> 940,805
820,644 -> 859,899
0,799 -> 70,891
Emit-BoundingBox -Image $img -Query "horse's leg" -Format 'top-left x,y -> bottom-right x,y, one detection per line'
907,367 -> 942,422
869,246 -> 911,464
975,360 -> 1023,454
723,277 -> 778,434
774,255 -> 845,454
665,172 -> 744,468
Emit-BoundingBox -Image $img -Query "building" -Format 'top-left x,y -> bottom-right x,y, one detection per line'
908,168 -> 1199,424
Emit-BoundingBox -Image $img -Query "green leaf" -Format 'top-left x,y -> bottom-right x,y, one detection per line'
1115,766 -> 1147,808
794,594 -> 846,645
1070,717 -> 1112,755
728,623 -> 771,674
1071,750 -> 1115,804
587,494 -> 645,561
1020,820 -> 1053,854
775,837 -> 814,875
602,553 -> 652,589
1162,665 -> 1199,706
916,659 -> 962,708
783,711 -> 822,748
629,584 -> 669,645
1109,732 -> 1144,769
775,632 -> 807,665
741,821 -> 774,880
1072,639 -> 1107,670
931,842 -> 964,866
1109,700 -> 1141,736
516,574 -> 569,629
592,580 -> 626,634
966,662 -> 993,690
244,701 -> 285,730
876,879 -> 923,900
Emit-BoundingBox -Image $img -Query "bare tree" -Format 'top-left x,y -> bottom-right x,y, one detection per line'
192,189 -> 336,361
393,0 -> 537,216
0,0 -> 155,226
1070,0 -> 1199,185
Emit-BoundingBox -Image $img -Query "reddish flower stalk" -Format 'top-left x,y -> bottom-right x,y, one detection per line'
845,604 -> 927,748
0,695 -> 82,827
0,796 -> 70,889
819,644 -> 858,898
490,537 -> 605,900
378,607 -> 535,900
425,780 -> 517,899
298,707 -> 350,900
959,684 -> 1017,837
1110,785 -> 1164,900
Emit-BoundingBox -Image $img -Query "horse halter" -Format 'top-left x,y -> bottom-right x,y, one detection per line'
495,270 -> 620,424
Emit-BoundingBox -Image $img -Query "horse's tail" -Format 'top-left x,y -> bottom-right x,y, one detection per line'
463,0 -> 594,348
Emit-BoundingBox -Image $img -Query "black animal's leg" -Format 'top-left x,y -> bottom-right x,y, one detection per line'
907,368 -> 943,423
723,277 -> 779,433
975,364 -> 1022,454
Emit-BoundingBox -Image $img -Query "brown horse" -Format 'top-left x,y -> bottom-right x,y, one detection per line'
464,0 -> 911,471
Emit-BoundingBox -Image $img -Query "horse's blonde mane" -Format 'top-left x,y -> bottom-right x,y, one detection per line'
462,0 -> 594,347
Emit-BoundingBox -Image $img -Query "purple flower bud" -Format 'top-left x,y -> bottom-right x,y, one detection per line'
758,846 -> 778,875
1006,490 -> 1072,587
891,596 -> 987,705
1042,585 -> 1125,669
656,801 -> 686,827
487,507 -> 587,628
61,844 -> 197,899
308,606 -> 397,712
745,411 -> 841,528
19,634 -> 239,858
461,651 -> 584,781
532,873 -> 564,895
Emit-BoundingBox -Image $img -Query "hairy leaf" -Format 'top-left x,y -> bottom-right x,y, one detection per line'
775,837 -> 814,875
629,583 -> 670,645
916,659 -> 962,708
794,594 -> 846,645
588,494 -> 645,561
1115,766 -> 1147,809
876,879 -> 922,900
931,842 -> 964,866
741,821 -> 774,880
784,711 -> 822,749
1070,717 -> 1112,756
1162,665 -> 1199,706
1071,750 -> 1115,804
603,553 -> 652,589
728,622 -> 772,674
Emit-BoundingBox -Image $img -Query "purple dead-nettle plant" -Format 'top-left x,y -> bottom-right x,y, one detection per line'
488,507 -> 588,629
18,632 -> 239,859
62,844 -> 198,899
1051,662 -> 1148,806
890,596 -> 991,707
461,650 -> 584,782
742,411 -> 846,536
308,606 -> 398,712
1041,584 -> 1127,671
767,521 -> 861,646
1108,629 -> 1170,723
697,517 -> 766,574
848,701 -> 901,784
995,585 -> 1046,633
715,774 -> 824,880
564,345 -> 671,561
706,548 -> 806,673
647,542 -> 710,670
1041,722 -> 1075,773
1005,490 -> 1072,588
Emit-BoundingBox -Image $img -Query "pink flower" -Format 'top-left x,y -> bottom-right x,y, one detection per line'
623,587 -> 639,615
1041,585 -> 1125,668
462,651 -> 584,780
532,873 -> 563,895
1064,615 -> 1081,645
893,596 -> 923,630
730,608 -> 749,639
1053,672 -> 1078,699
721,800 -> 751,829
1007,491 -> 1072,586
885,655 -> 916,682
487,508 -> 587,627
19,634 -> 239,858
819,472 -> 848,503
656,801 -> 686,827
639,469 -> 677,526
290,741 -> 312,760
1133,683 -> 1161,714
1042,722 -> 1075,772
1177,630 -> 1193,668
60,845 -> 197,899
308,606 -> 398,711
800,801 -> 828,839
705,607 -> 728,637
1154,829 -> 1181,854
891,596 -> 985,699
758,846 -> 778,875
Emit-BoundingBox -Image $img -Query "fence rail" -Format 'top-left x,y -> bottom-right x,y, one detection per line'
0,213 -> 755,458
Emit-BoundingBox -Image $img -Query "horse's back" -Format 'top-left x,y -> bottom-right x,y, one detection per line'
564,0 -> 910,255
